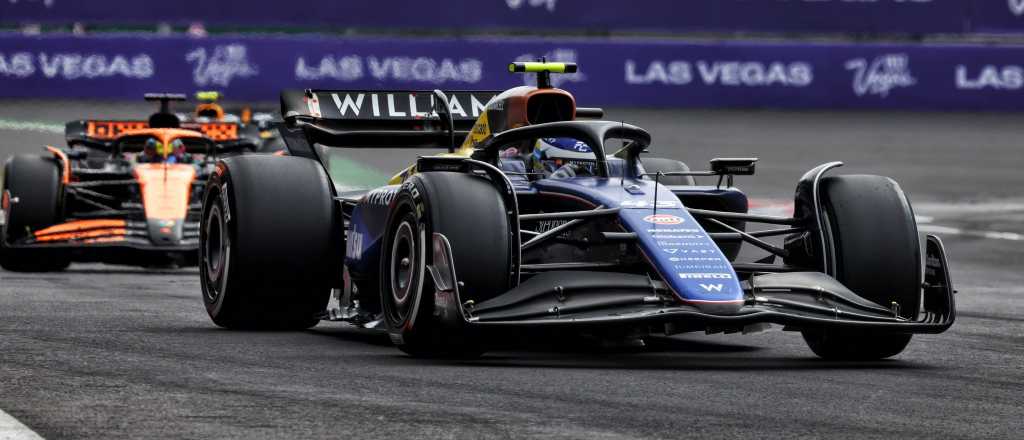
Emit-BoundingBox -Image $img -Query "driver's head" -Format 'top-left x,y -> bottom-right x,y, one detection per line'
141,138 -> 183,163
169,139 -> 187,162
530,137 -> 597,176
142,138 -> 160,161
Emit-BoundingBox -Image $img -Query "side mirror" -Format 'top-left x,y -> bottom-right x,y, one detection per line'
710,157 -> 758,176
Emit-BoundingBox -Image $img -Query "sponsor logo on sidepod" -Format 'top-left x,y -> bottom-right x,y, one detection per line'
643,214 -> 684,225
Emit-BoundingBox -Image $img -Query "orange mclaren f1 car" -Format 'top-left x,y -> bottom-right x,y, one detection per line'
0,93 -> 264,271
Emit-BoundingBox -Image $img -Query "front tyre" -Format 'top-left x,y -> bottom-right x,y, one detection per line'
802,175 -> 920,360
0,155 -> 70,272
200,155 -> 337,330
381,172 -> 512,358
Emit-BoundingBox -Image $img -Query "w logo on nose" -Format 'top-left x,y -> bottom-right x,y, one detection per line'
699,284 -> 724,292
1011,0 -> 1024,16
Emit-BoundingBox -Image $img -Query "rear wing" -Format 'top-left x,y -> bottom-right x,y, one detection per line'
65,120 -> 260,151
279,89 -> 500,156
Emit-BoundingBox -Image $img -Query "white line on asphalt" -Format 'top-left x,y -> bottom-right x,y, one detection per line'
749,198 -> 1024,242
0,408 -> 44,440
916,225 -> 1022,241
914,200 -> 1024,215
0,119 -> 63,134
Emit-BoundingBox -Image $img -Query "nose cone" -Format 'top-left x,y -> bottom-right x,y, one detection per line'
148,218 -> 184,245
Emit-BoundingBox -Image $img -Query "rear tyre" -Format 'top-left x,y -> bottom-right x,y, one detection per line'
802,175 -> 920,360
639,157 -> 696,186
0,155 -> 70,272
200,155 -> 337,330
381,172 -> 512,358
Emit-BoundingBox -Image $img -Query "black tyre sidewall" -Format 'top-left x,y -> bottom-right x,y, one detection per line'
803,174 -> 921,360
822,175 -> 921,316
381,172 -> 511,356
199,156 -> 336,329
3,155 -> 63,242
380,200 -> 427,340
200,168 -> 237,324
1,155 -> 69,272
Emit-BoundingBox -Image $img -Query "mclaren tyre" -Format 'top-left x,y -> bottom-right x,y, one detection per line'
802,175 -> 922,360
200,155 -> 337,330
380,172 -> 513,358
0,155 -> 70,272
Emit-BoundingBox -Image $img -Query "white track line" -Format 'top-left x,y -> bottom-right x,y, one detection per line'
749,198 -> 1023,242
918,224 -> 1023,241
0,119 -> 63,134
0,408 -> 44,440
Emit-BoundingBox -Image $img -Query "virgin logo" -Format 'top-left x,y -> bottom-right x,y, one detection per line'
506,0 -> 556,12
186,44 -> 259,87
1011,0 -> 1024,16
643,214 -> 684,225
845,54 -> 916,98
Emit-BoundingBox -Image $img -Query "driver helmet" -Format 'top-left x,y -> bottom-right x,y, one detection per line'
141,138 -> 159,162
531,137 -> 596,176
194,91 -> 225,121
142,138 -> 187,163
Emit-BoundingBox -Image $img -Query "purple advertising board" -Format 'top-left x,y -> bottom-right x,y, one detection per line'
0,0 -> 985,35
967,1 -> 1024,33
1,33 -> 1024,111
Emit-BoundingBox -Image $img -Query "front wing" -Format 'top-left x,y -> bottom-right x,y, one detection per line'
5,218 -> 199,251
435,235 -> 955,334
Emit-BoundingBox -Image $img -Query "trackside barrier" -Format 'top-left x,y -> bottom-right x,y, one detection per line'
5,1 -> 1024,35
2,34 -> 1024,111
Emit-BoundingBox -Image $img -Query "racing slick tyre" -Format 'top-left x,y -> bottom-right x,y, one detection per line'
802,175 -> 920,360
639,157 -> 696,186
0,155 -> 70,272
381,172 -> 512,358
200,155 -> 336,330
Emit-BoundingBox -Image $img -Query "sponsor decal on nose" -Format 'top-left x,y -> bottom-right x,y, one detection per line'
678,273 -> 733,279
643,214 -> 684,225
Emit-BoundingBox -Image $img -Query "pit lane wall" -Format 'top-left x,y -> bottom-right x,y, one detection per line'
2,33 -> 1024,111
5,0 -> 1024,35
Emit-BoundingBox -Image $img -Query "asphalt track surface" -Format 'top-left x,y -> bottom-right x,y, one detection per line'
1,101 -> 1022,439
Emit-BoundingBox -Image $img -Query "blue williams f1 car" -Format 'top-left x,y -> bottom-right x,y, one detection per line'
198,62 -> 954,359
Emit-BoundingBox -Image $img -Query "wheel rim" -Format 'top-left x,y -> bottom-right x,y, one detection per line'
203,202 -> 230,302
390,220 -> 416,309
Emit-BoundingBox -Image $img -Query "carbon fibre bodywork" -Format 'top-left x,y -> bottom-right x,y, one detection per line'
277,78 -> 954,349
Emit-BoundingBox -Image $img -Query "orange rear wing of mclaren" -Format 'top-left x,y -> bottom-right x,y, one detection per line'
66,120 -> 244,145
